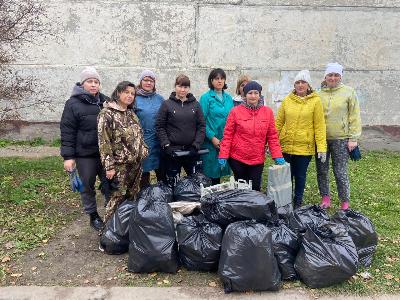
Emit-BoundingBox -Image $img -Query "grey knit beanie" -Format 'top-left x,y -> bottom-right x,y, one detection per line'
80,66 -> 100,84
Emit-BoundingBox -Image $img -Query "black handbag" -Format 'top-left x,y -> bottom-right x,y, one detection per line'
349,146 -> 361,161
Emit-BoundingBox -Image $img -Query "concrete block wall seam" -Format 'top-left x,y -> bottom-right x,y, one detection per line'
45,0 -> 400,8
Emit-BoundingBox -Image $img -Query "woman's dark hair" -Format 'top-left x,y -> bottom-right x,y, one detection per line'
175,74 -> 190,87
208,68 -> 228,90
111,81 -> 136,106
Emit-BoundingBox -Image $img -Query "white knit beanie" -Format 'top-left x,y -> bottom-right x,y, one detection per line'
80,66 -> 100,84
324,62 -> 343,77
294,70 -> 312,86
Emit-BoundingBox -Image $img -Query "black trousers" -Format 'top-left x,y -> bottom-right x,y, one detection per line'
75,156 -> 109,214
283,153 -> 312,206
229,158 -> 264,191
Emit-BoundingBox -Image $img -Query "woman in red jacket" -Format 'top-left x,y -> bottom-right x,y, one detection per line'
218,81 -> 285,191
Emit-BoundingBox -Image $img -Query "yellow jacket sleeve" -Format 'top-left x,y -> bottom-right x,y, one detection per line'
275,100 -> 286,134
348,89 -> 362,141
314,99 -> 327,152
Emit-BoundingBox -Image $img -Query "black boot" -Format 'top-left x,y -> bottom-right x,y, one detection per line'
89,211 -> 105,231
293,199 -> 303,210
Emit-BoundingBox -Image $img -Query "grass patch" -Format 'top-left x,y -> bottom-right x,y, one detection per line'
0,152 -> 399,294
0,156 -> 81,282
263,151 -> 400,295
0,138 -> 61,148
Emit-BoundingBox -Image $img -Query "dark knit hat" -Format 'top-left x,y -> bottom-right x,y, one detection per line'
243,81 -> 262,95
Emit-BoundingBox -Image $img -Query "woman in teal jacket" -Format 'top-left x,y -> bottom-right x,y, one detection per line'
200,68 -> 234,184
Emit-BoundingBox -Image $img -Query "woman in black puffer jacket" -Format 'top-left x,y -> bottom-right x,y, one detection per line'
156,74 -> 206,187
60,66 -> 109,231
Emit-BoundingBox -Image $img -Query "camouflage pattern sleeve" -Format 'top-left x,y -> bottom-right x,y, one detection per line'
130,112 -> 149,163
98,109 -> 116,171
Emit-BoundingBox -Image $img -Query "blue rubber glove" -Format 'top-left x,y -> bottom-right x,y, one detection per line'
218,158 -> 227,167
274,157 -> 286,165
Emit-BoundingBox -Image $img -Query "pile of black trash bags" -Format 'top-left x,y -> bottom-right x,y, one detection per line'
100,173 -> 378,293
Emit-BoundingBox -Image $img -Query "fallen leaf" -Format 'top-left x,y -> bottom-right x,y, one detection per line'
149,272 -> 158,277
1,256 -> 11,263
5,242 -> 14,250
163,279 -> 170,284
10,273 -> 23,278
384,274 -> 394,280
208,281 -> 217,287
31,267 -> 37,271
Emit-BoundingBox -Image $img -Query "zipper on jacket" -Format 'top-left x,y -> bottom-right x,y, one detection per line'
252,111 -> 255,136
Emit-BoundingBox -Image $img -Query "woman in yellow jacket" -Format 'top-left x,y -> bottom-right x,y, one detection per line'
276,70 -> 327,209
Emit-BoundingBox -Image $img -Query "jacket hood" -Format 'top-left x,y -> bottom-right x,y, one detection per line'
71,83 -> 101,105
103,101 -> 128,112
288,90 -> 320,103
168,92 -> 196,103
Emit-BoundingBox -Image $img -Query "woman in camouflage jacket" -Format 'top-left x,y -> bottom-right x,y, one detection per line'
98,81 -> 149,223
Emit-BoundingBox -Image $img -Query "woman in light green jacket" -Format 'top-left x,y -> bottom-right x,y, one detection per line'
317,62 -> 362,210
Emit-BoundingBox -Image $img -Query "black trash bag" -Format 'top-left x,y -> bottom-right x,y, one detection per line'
177,214 -> 223,271
288,204 -> 330,234
201,189 -> 275,227
100,199 -> 135,255
128,188 -> 178,273
174,172 -> 212,202
269,220 -> 300,280
277,204 -> 292,224
218,221 -> 281,293
139,181 -> 173,203
331,209 -> 378,267
294,222 -> 358,288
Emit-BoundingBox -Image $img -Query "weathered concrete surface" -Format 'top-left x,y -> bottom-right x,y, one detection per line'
9,65 -> 399,127
3,0 -> 400,128
0,286 -> 399,300
197,7 -> 400,70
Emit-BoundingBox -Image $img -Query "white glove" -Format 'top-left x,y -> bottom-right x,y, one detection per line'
318,152 -> 327,163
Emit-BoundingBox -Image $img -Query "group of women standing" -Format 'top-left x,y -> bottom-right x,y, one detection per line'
60,62 -> 361,231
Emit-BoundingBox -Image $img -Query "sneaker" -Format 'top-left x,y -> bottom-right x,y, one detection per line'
320,195 -> 331,209
89,212 -> 105,231
340,201 -> 350,210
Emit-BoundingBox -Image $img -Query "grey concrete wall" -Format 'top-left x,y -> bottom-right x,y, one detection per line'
7,0 -> 400,130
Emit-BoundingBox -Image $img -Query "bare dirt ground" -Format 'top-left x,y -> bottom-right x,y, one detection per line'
3,203 -> 220,288
1,127 -> 399,290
